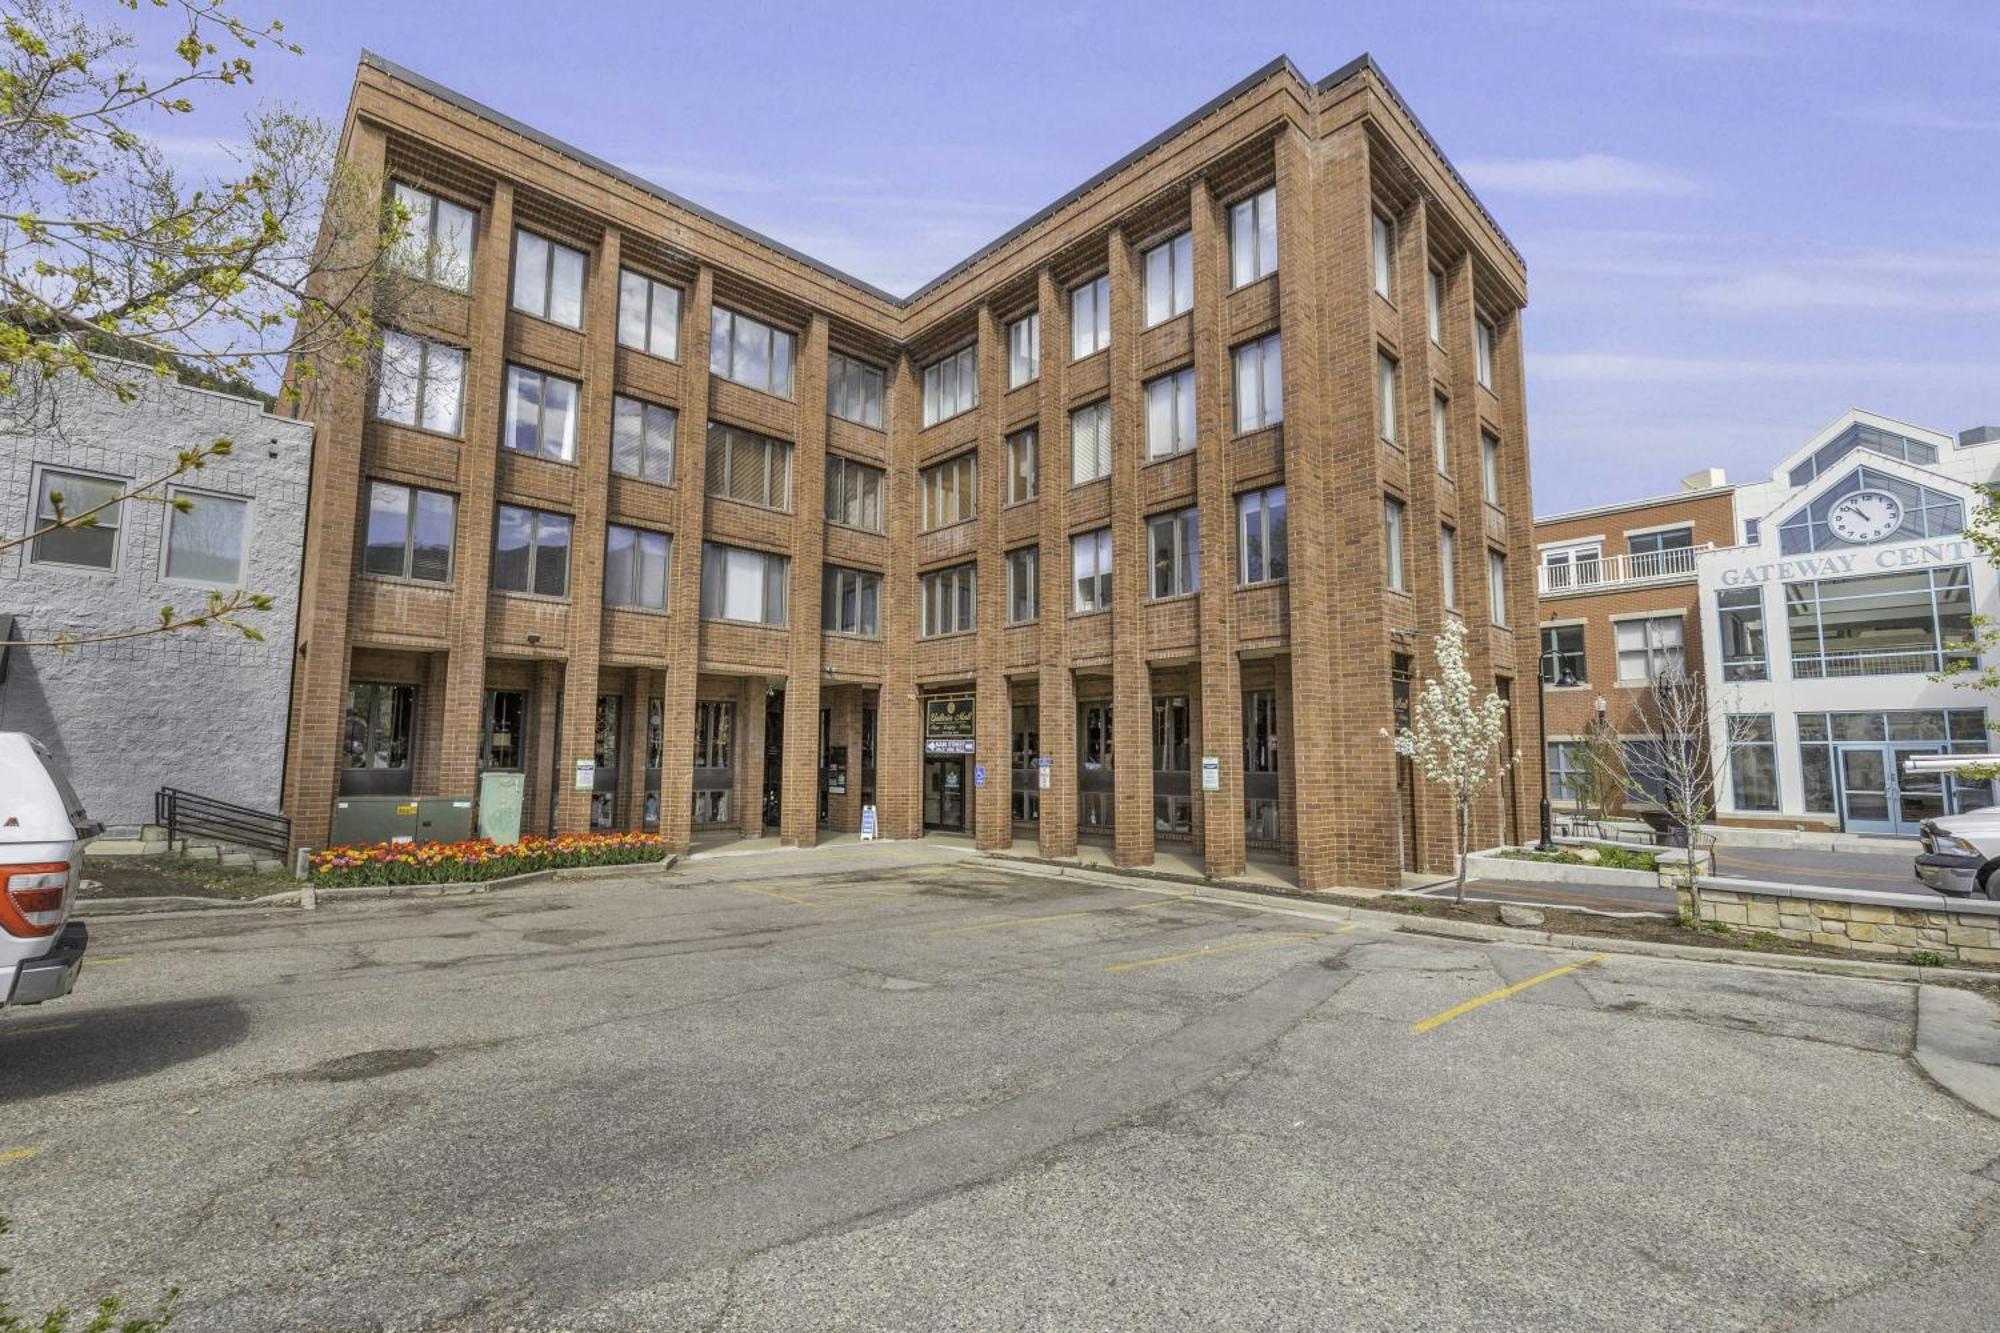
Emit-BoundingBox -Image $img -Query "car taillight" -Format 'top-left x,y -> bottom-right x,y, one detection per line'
0,863 -> 69,937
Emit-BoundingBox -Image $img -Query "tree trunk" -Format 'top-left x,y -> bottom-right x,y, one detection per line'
1455,803 -> 1469,904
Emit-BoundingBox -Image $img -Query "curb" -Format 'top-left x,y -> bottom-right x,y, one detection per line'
1914,985 -> 2000,1120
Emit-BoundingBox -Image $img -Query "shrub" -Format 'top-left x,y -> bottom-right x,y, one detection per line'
1909,949 -> 1949,968
308,832 -> 670,888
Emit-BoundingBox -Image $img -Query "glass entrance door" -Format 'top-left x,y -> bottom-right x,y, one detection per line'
924,759 -> 965,831
1837,743 -> 1942,835
1893,744 -> 1946,831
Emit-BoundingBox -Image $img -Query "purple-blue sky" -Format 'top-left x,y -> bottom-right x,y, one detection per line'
152,0 -> 1997,513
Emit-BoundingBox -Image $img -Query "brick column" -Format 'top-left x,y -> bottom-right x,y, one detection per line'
736,675 -> 767,837
827,685 -> 862,832
780,314 -> 830,848
1034,268 -> 1077,859
973,305 -> 1012,850
655,266 -> 716,853
879,355 -> 922,840
1189,177 -> 1245,879
1496,307 -> 1542,846
529,659 -> 562,835
1393,196 -> 1445,875
1105,229 -> 1153,869
617,665 -> 647,830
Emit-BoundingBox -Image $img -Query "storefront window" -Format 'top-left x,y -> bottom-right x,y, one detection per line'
1727,715 -> 1779,811
1717,588 -> 1767,682
1785,566 -> 1973,679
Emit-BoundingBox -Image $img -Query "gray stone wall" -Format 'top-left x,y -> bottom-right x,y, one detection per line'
0,371 -> 314,827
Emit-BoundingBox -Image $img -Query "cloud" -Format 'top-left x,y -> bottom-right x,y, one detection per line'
1837,102 -> 2000,133
1461,154 -> 1704,198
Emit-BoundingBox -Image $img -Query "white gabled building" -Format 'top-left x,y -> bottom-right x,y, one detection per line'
1698,410 -> 2000,835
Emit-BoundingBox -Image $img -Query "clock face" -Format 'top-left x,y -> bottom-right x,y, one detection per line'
1826,490 -> 1904,544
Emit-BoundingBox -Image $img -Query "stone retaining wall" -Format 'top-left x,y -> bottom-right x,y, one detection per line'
1695,884 -> 2000,964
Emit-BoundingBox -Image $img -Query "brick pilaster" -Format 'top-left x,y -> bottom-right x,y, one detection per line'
973,304 -> 1013,850
1034,267 -> 1077,859
1105,230 -> 1153,869
655,266 -> 715,852
780,314 -> 830,847
878,354 -> 922,840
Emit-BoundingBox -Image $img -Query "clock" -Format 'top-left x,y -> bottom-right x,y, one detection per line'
1826,490 -> 1904,544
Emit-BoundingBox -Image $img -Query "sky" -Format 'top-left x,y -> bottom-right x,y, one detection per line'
134,0 -> 1999,514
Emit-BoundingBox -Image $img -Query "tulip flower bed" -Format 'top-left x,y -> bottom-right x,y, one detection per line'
308,832 -> 671,887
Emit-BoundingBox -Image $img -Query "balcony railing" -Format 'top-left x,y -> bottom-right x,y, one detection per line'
1538,543 -> 1712,597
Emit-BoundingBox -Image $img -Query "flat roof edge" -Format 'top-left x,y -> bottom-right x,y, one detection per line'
1534,485 -> 1737,528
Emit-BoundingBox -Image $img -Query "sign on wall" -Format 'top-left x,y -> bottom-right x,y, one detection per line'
573,759 -> 596,790
1200,756 -> 1220,792
924,694 -> 976,755
1036,757 -> 1052,791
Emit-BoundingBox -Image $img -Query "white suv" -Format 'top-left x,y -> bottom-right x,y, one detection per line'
0,732 -> 96,1008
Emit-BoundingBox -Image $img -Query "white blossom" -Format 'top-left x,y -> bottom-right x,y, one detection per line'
1398,618 -> 1518,902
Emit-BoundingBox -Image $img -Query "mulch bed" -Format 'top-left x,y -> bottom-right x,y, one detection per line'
80,855 -> 292,901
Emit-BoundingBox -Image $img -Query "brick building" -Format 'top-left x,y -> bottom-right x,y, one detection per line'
280,51 -> 1541,889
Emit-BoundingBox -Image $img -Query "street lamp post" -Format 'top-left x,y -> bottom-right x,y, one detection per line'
1535,652 -> 1557,851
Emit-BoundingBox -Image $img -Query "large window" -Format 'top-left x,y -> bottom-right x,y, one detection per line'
1616,615 -> 1684,682
699,543 -> 788,626
363,481 -> 455,582
1799,710 -> 1994,816
1541,624 -> 1586,687
1432,394 -> 1450,475
1071,400 -> 1111,484
1728,714 -> 1779,811
617,270 -> 681,360
1371,212 -> 1395,299
920,452 -> 977,531
511,229 -> 585,327
603,524 -> 669,611
1148,508 -> 1199,600
827,352 -> 885,429
921,344 -> 978,426
1718,587 -> 1768,681
1377,352 -> 1399,445
1070,274 -> 1110,359
821,566 -> 880,637
824,455 -> 883,532
1006,427 -> 1038,505
1383,496 -> 1406,593
1007,311 -> 1040,389
1488,549 -> 1508,626
483,690 -> 525,771
345,682 -> 414,773
1628,526 -> 1695,578
1547,740 -> 1583,804
1073,527 -> 1112,613
1788,421 -> 1940,487
503,364 -> 579,462
1245,687 -> 1280,844
389,183 -> 475,291
1145,367 -> 1196,460
1481,431 -> 1502,505
920,563 -> 976,637
1476,317 -> 1496,388
704,422 -> 793,510
1427,267 -> 1444,345
1541,542 -> 1602,591
1143,232 -> 1194,326
611,395 -> 676,485
374,331 -> 465,435
164,489 -> 248,586
1778,465 -> 1966,555
709,307 -> 796,398
30,467 -> 123,569
1786,566 -> 1974,679
1237,485 -> 1287,585
1007,546 -> 1038,623
1153,694 -> 1193,837
1229,186 -> 1278,288
1440,525 -> 1458,609
1233,333 -> 1283,432
493,505 -> 572,597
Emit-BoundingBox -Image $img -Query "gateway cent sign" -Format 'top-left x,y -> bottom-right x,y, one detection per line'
1714,539 -> 1972,588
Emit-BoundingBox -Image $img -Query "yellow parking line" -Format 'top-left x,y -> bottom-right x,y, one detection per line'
1,1022 -> 77,1039
1412,954 -> 1607,1033
931,894 -> 1193,937
0,1148 -> 40,1164
88,957 -> 132,966
1104,925 -> 1349,973
725,882 -> 818,908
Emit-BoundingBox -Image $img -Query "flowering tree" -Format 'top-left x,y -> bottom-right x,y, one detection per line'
1399,617 -> 1518,902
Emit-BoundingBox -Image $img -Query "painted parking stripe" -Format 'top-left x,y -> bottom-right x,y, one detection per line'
1411,954 -> 1608,1033
0,1022 -> 78,1040
724,882 -> 818,908
930,895 -> 1192,937
0,1148 -> 40,1164
1104,925 -> 1351,973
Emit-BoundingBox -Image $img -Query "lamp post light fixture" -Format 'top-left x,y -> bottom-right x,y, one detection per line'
1535,646 -> 1557,851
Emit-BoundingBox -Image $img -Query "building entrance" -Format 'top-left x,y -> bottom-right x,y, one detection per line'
1837,742 -> 1943,836
924,758 -> 966,832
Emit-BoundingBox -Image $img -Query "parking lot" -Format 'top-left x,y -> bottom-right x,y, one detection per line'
4,843 -> 1998,1331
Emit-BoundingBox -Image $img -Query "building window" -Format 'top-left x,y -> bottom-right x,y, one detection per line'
1728,714 -> 1780,811
1237,485 -> 1288,584
1011,704 -> 1040,823
603,523 -> 669,611
1005,428 -> 1038,505
1232,333 -> 1284,433
482,689 -> 524,771
1071,400 -> 1111,484
824,455 -> 884,532
1143,232 -> 1194,327
1073,527 -> 1112,612
704,422 -> 793,511
493,504 -> 572,598
389,182 -> 475,292
1778,465 -> 1965,555
1481,431 -> 1502,505
1541,543 -> 1603,592
920,452 -> 977,531
1377,352 -> 1399,445
1007,546 -> 1039,623
821,565 -> 881,637
1427,267 -> 1444,345
694,700 -> 735,771
1383,496 -> 1406,593
921,344 -> 978,426
1432,394 -> 1450,475
1006,311 -> 1040,389
709,307 -> 796,399
1245,687 -> 1280,845
1718,587 -> 1768,681
1627,526 -> 1695,578
1229,186 -> 1278,288
611,395 -> 676,485
503,364 -> 579,462
1070,273 -> 1110,359
363,482 -> 455,583
1547,741 -> 1581,804
1786,565 -> 1974,679
1371,212 -> 1395,299
511,229 -> 585,327
1745,518 -> 1761,545
1476,317 -> 1496,388
29,467 -> 123,569
1616,615 -> 1684,682
1541,624 -> 1586,686
164,489 -> 249,586
1488,549 -> 1508,626
1788,420 -> 1940,487
374,331 -> 465,435
617,270 -> 681,360
920,563 -> 976,637
827,352 -> 885,429
345,682 -> 414,773
1440,525 -> 1458,609
1148,507 -> 1199,600
1145,367 -> 1196,460
1799,710 -> 1995,817
699,542 -> 788,626
1153,695 -> 1193,836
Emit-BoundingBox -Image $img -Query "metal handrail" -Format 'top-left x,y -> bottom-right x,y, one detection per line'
156,786 -> 292,858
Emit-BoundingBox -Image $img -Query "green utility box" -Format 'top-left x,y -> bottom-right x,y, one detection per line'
477,772 -> 525,846
329,796 -> 420,847
417,796 -> 475,844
